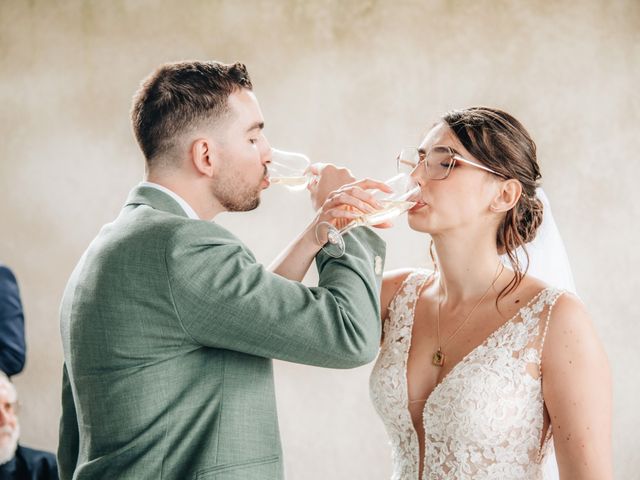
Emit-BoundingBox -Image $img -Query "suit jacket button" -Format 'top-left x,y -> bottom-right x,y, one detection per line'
374,255 -> 383,275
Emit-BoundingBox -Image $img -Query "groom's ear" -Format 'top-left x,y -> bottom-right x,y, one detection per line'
190,138 -> 216,178
490,179 -> 522,213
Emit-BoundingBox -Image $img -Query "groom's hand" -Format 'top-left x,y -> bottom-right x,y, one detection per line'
307,163 -> 356,211
309,170 -> 394,243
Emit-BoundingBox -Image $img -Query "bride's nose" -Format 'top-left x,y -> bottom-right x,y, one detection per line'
410,166 -> 425,188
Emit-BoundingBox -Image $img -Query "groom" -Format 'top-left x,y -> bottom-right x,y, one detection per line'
58,60 -> 386,479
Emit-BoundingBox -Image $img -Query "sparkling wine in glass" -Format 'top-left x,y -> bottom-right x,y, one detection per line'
267,148 -> 315,191
316,173 -> 421,258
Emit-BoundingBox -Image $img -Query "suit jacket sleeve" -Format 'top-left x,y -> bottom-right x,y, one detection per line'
57,363 -> 79,480
165,222 -> 386,368
0,266 -> 26,376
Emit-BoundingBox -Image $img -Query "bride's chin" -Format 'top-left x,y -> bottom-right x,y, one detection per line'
407,216 -> 432,234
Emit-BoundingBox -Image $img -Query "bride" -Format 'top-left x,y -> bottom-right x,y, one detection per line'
271,106 -> 612,479
367,107 -> 612,479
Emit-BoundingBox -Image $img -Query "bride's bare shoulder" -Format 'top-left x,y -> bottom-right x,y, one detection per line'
545,291 -> 595,343
522,275 -> 604,370
382,268 -> 413,292
518,274 -> 550,293
507,274 -> 555,305
382,268 -> 435,298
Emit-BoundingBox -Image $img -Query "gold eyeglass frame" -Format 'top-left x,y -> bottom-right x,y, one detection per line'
397,145 -> 507,180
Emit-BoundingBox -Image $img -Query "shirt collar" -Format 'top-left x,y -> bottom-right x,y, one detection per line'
138,182 -> 200,220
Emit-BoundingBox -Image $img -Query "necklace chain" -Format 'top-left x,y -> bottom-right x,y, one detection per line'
433,262 -> 504,367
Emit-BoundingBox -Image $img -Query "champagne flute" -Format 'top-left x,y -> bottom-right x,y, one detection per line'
267,148 -> 316,191
315,173 -> 421,258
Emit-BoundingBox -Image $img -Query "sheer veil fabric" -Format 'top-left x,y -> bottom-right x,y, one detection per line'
501,187 -> 575,480
504,188 -> 576,295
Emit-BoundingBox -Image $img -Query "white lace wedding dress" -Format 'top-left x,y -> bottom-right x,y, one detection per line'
370,269 -> 565,479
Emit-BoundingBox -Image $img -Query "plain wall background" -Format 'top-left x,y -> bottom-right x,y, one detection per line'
1,0 -> 638,478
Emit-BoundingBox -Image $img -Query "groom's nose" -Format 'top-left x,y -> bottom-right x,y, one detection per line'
261,139 -> 272,165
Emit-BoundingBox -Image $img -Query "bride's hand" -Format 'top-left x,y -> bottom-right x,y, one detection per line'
307,163 -> 394,217
310,176 -> 395,244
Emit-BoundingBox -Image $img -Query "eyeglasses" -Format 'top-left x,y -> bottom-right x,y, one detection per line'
397,145 -> 507,180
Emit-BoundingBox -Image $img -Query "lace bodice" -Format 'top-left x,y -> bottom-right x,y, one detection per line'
369,269 -> 564,480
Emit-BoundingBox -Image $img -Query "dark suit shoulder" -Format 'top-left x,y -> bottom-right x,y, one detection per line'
0,262 -> 25,377
15,445 -> 58,479
0,264 -> 17,282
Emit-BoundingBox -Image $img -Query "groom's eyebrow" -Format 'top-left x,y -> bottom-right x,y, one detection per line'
246,121 -> 264,133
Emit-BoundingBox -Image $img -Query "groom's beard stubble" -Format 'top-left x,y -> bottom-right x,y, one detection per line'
0,424 -> 19,466
211,168 -> 265,213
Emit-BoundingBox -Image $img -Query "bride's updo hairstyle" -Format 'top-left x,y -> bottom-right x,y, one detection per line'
442,107 -> 544,300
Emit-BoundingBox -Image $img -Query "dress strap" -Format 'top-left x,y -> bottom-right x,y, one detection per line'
383,269 -> 433,343
538,288 -> 566,377
387,269 -> 434,315
503,287 -> 566,374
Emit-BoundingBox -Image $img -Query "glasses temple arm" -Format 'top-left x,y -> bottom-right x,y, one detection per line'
453,155 -> 507,178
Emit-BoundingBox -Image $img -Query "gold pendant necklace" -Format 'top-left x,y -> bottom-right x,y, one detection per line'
432,348 -> 445,367
432,262 -> 504,367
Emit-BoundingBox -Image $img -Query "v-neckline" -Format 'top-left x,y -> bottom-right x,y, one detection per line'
402,271 -> 551,478
405,275 -> 549,410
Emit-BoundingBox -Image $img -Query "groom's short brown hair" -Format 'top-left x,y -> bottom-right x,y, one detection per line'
131,60 -> 252,168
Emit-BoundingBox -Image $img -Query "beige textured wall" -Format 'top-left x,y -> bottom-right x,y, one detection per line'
1,0 -> 638,478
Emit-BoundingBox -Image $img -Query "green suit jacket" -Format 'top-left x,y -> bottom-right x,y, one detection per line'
58,185 -> 386,480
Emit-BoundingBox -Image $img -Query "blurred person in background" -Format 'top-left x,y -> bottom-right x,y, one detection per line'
0,372 -> 58,479
0,265 -> 26,378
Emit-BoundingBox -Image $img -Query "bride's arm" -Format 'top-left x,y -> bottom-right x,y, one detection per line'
542,294 -> 613,479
